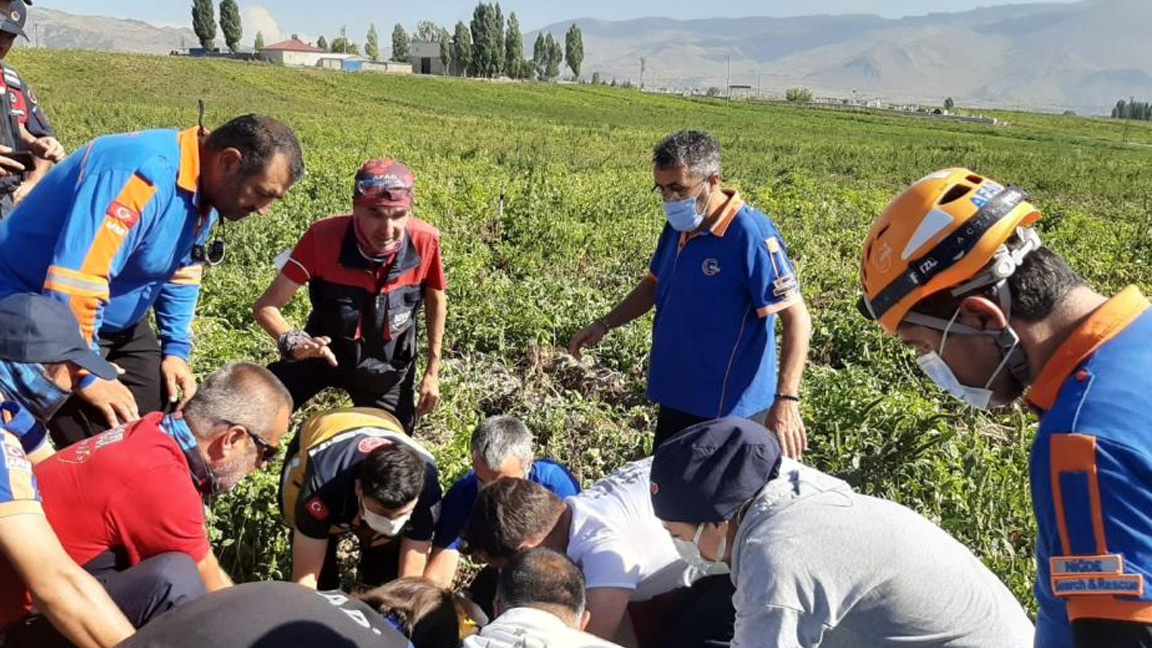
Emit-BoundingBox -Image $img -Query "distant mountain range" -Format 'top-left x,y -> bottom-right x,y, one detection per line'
529,0 -> 1150,114
18,1 -> 1151,114
25,8 -> 198,54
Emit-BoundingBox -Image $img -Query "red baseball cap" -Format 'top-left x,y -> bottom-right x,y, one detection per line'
353,159 -> 414,209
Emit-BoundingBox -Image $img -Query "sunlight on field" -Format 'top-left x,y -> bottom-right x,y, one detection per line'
16,49 -> 1152,604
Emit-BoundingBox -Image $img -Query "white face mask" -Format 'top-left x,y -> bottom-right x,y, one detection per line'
361,500 -> 412,537
673,524 -> 727,567
916,308 -> 1018,411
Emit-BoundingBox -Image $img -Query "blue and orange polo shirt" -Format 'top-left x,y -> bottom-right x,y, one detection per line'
1027,286 -> 1152,647
0,127 -> 215,363
647,190 -> 802,419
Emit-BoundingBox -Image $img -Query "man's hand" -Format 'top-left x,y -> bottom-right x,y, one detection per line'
567,320 -> 609,359
28,136 -> 66,163
0,144 -> 26,177
416,373 -> 440,418
161,356 -> 197,408
290,335 -> 338,366
78,376 -> 139,428
766,399 -> 807,460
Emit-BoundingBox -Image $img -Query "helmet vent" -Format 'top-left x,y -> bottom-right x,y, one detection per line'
966,174 -> 984,184
938,184 -> 971,205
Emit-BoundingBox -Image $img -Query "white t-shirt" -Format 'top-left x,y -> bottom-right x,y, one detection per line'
463,607 -> 624,648
565,457 -> 692,601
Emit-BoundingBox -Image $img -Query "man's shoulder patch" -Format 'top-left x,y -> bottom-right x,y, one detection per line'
305,496 -> 330,521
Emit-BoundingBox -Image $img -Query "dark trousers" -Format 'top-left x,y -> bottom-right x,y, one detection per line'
629,575 -> 736,648
268,358 -> 417,433
1,551 -> 205,648
48,320 -> 166,448
316,532 -> 402,591
653,406 -> 770,451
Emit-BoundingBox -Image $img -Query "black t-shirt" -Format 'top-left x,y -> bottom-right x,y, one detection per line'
116,582 -> 411,648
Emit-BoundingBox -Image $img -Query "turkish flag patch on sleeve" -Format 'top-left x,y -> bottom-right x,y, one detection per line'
107,201 -> 141,228
305,496 -> 330,521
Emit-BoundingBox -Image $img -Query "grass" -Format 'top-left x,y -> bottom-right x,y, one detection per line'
12,49 -> 1152,604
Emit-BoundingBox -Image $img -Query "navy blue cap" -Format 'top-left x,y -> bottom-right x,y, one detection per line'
650,417 -> 782,524
0,294 -> 118,380
0,3 -> 27,40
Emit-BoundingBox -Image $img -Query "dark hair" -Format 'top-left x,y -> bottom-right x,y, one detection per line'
357,577 -> 461,648
915,245 -> 1085,323
652,130 -> 722,177
359,444 -> 426,510
460,479 -> 564,561
204,114 -> 305,182
497,548 -> 586,622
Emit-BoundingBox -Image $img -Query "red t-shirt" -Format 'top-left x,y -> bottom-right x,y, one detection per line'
1,414 -> 209,627
282,214 -> 447,292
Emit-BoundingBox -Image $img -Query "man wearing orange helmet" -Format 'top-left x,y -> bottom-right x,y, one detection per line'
859,168 -> 1152,647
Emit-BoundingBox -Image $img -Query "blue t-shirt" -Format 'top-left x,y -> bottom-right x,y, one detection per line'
647,192 -> 800,419
433,459 -> 581,550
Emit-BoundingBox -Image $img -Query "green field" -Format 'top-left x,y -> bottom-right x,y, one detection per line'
15,48 -> 1152,605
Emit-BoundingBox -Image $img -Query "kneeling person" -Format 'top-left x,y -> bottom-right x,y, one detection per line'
651,418 -> 1034,648
461,459 -> 733,648
281,407 -> 443,589
426,415 -> 580,587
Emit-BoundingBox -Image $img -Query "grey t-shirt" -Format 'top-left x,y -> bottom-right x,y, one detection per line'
731,459 -> 1033,648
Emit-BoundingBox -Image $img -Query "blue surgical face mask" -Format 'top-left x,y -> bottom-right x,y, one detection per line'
0,360 -> 71,422
663,184 -> 709,232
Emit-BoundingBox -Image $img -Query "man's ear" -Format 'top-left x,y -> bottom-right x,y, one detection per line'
579,610 -> 591,631
958,295 -> 1009,331
216,147 -> 243,175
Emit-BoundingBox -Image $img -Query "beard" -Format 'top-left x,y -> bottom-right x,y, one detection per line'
210,446 -> 255,494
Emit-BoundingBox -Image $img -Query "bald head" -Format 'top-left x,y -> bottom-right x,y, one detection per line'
182,362 -> 292,441
496,548 -> 586,628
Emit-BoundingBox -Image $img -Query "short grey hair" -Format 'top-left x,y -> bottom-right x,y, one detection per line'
470,415 -> 534,470
182,362 -> 292,441
652,130 -> 722,179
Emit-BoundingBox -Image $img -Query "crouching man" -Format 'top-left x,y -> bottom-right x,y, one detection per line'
650,418 -> 1034,648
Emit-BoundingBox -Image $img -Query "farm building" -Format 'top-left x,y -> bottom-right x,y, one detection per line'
409,41 -> 446,75
258,37 -> 328,67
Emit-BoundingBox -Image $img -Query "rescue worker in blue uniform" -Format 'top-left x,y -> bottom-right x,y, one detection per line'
0,114 -> 304,446
568,130 -> 812,455
859,168 -> 1152,647
0,1 -> 66,217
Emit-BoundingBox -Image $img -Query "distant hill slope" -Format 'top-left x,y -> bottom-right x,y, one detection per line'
528,0 -> 1149,114
25,7 -> 198,55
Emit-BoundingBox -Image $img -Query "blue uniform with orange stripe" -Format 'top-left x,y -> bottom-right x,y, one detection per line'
1027,287 -> 1152,647
647,190 -> 801,419
0,127 -> 214,362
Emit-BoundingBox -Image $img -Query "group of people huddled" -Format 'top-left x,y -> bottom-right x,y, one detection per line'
0,3 -> 1151,648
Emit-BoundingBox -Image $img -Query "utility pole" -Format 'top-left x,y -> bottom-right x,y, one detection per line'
757,72 -> 762,98
640,57 -> 646,90
725,56 -> 731,104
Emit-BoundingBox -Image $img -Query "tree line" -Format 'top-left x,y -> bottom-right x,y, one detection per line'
193,1 -> 588,81
387,3 -> 585,81
1113,99 -> 1152,121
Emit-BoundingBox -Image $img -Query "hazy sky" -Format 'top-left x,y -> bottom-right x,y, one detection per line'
46,0 -> 1081,44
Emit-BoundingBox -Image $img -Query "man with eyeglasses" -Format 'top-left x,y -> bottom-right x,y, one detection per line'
4,361 -> 293,639
568,130 -> 812,455
254,159 -> 447,433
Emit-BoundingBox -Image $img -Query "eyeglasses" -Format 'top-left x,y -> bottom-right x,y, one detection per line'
242,428 -> 279,464
356,177 -> 413,202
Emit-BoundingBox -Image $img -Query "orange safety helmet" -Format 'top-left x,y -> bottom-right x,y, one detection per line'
859,168 -> 1042,335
